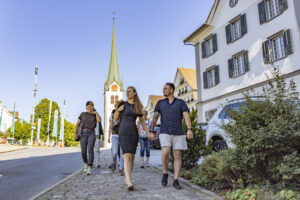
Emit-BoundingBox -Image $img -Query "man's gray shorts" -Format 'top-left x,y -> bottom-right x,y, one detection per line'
159,134 -> 188,150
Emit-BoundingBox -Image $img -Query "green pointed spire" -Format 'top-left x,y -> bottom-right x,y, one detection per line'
105,18 -> 123,91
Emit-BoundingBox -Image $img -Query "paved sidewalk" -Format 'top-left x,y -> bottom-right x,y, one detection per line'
35,149 -> 222,200
0,144 -> 29,153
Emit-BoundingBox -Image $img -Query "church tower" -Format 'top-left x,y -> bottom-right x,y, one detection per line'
104,17 -> 124,148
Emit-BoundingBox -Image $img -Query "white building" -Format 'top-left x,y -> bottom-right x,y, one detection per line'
184,0 -> 300,122
144,95 -> 165,122
173,68 -> 198,111
104,19 -> 124,148
0,101 -> 13,133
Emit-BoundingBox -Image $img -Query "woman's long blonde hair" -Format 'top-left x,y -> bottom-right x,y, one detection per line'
128,86 -> 143,115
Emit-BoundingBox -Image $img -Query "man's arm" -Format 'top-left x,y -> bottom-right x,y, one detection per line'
150,111 -> 160,132
183,111 -> 193,140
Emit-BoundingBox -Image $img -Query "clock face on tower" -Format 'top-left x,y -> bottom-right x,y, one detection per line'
111,84 -> 119,92
229,0 -> 238,8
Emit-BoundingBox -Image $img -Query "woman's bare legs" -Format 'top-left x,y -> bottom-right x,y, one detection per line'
123,153 -> 133,186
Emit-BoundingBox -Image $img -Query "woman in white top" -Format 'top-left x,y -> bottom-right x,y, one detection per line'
137,110 -> 151,168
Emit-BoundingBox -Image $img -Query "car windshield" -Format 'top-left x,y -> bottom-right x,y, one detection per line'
219,102 -> 246,119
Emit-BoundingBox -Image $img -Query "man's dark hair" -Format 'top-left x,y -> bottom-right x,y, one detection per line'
86,101 -> 94,106
165,82 -> 175,92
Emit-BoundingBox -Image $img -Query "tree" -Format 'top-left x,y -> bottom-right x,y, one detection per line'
34,98 -> 61,142
7,120 -> 31,142
63,120 -> 79,147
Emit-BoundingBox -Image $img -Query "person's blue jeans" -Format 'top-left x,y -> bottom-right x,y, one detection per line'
111,135 -> 124,170
80,130 -> 96,166
140,137 -> 151,157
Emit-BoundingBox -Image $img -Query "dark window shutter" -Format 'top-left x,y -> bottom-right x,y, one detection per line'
279,0 -> 288,13
283,29 -> 293,55
212,34 -> 218,53
201,41 -> 206,58
244,51 -> 249,72
262,40 -> 270,64
241,14 -> 247,36
258,1 -> 266,24
226,24 -> 232,44
203,71 -> 208,89
214,66 -> 220,85
228,58 -> 234,78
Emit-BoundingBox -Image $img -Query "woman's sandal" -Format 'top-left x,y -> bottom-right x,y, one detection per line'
127,185 -> 134,191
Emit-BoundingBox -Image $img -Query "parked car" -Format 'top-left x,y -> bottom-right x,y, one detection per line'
206,97 -> 300,152
206,97 -> 261,152
150,125 -> 161,149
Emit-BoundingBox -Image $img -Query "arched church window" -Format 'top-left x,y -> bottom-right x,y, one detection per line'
115,95 -> 119,103
111,95 -> 114,104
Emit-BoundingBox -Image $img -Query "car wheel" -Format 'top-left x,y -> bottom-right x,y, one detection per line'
212,140 -> 228,152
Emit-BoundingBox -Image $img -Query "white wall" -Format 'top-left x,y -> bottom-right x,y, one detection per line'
0,104 -> 13,133
194,0 -> 300,122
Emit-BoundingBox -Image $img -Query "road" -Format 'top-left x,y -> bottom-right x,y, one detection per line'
0,147 -> 82,200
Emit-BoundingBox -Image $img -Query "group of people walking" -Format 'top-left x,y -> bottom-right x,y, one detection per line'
74,83 -> 193,190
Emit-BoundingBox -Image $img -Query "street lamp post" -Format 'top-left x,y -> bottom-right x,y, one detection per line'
30,66 -> 38,146
46,100 -> 52,146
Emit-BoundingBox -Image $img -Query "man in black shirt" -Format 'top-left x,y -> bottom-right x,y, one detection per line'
150,83 -> 193,189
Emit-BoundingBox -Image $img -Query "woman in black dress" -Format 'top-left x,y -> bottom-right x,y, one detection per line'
114,86 -> 155,190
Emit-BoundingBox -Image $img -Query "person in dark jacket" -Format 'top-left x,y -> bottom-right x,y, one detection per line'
74,101 -> 101,175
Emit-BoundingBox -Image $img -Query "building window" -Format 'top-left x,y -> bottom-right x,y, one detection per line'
180,78 -> 184,85
258,0 -> 288,24
228,51 -> 249,78
271,35 -> 285,61
115,95 -> 119,103
231,19 -> 242,41
266,0 -> 280,20
203,66 -> 220,89
201,34 -> 217,58
110,95 -> 114,104
226,14 -> 247,44
262,29 -> 293,64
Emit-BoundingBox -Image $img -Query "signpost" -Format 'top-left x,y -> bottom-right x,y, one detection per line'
52,110 -> 58,146
37,118 -> 41,143
59,100 -> 66,147
46,101 -> 52,146
11,103 -> 16,144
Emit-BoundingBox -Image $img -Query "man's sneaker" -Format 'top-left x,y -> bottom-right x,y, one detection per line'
173,179 -> 182,189
119,169 -> 124,176
83,163 -> 88,172
161,173 -> 168,187
87,166 -> 92,175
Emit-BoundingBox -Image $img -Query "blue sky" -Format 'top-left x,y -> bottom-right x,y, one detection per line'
0,0 -> 214,123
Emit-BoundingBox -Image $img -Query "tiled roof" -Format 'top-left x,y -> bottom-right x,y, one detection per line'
149,95 -> 165,107
178,68 -> 197,90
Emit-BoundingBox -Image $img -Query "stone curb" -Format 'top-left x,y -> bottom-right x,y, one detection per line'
28,168 -> 82,200
0,147 -> 29,154
152,166 -> 224,200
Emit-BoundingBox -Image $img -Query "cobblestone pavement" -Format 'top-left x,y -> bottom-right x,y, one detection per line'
35,149 -> 221,200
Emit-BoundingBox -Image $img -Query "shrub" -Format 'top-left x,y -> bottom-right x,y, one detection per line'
221,68 -> 300,189
226,187 -> 298,200
194,149 -> 244,190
